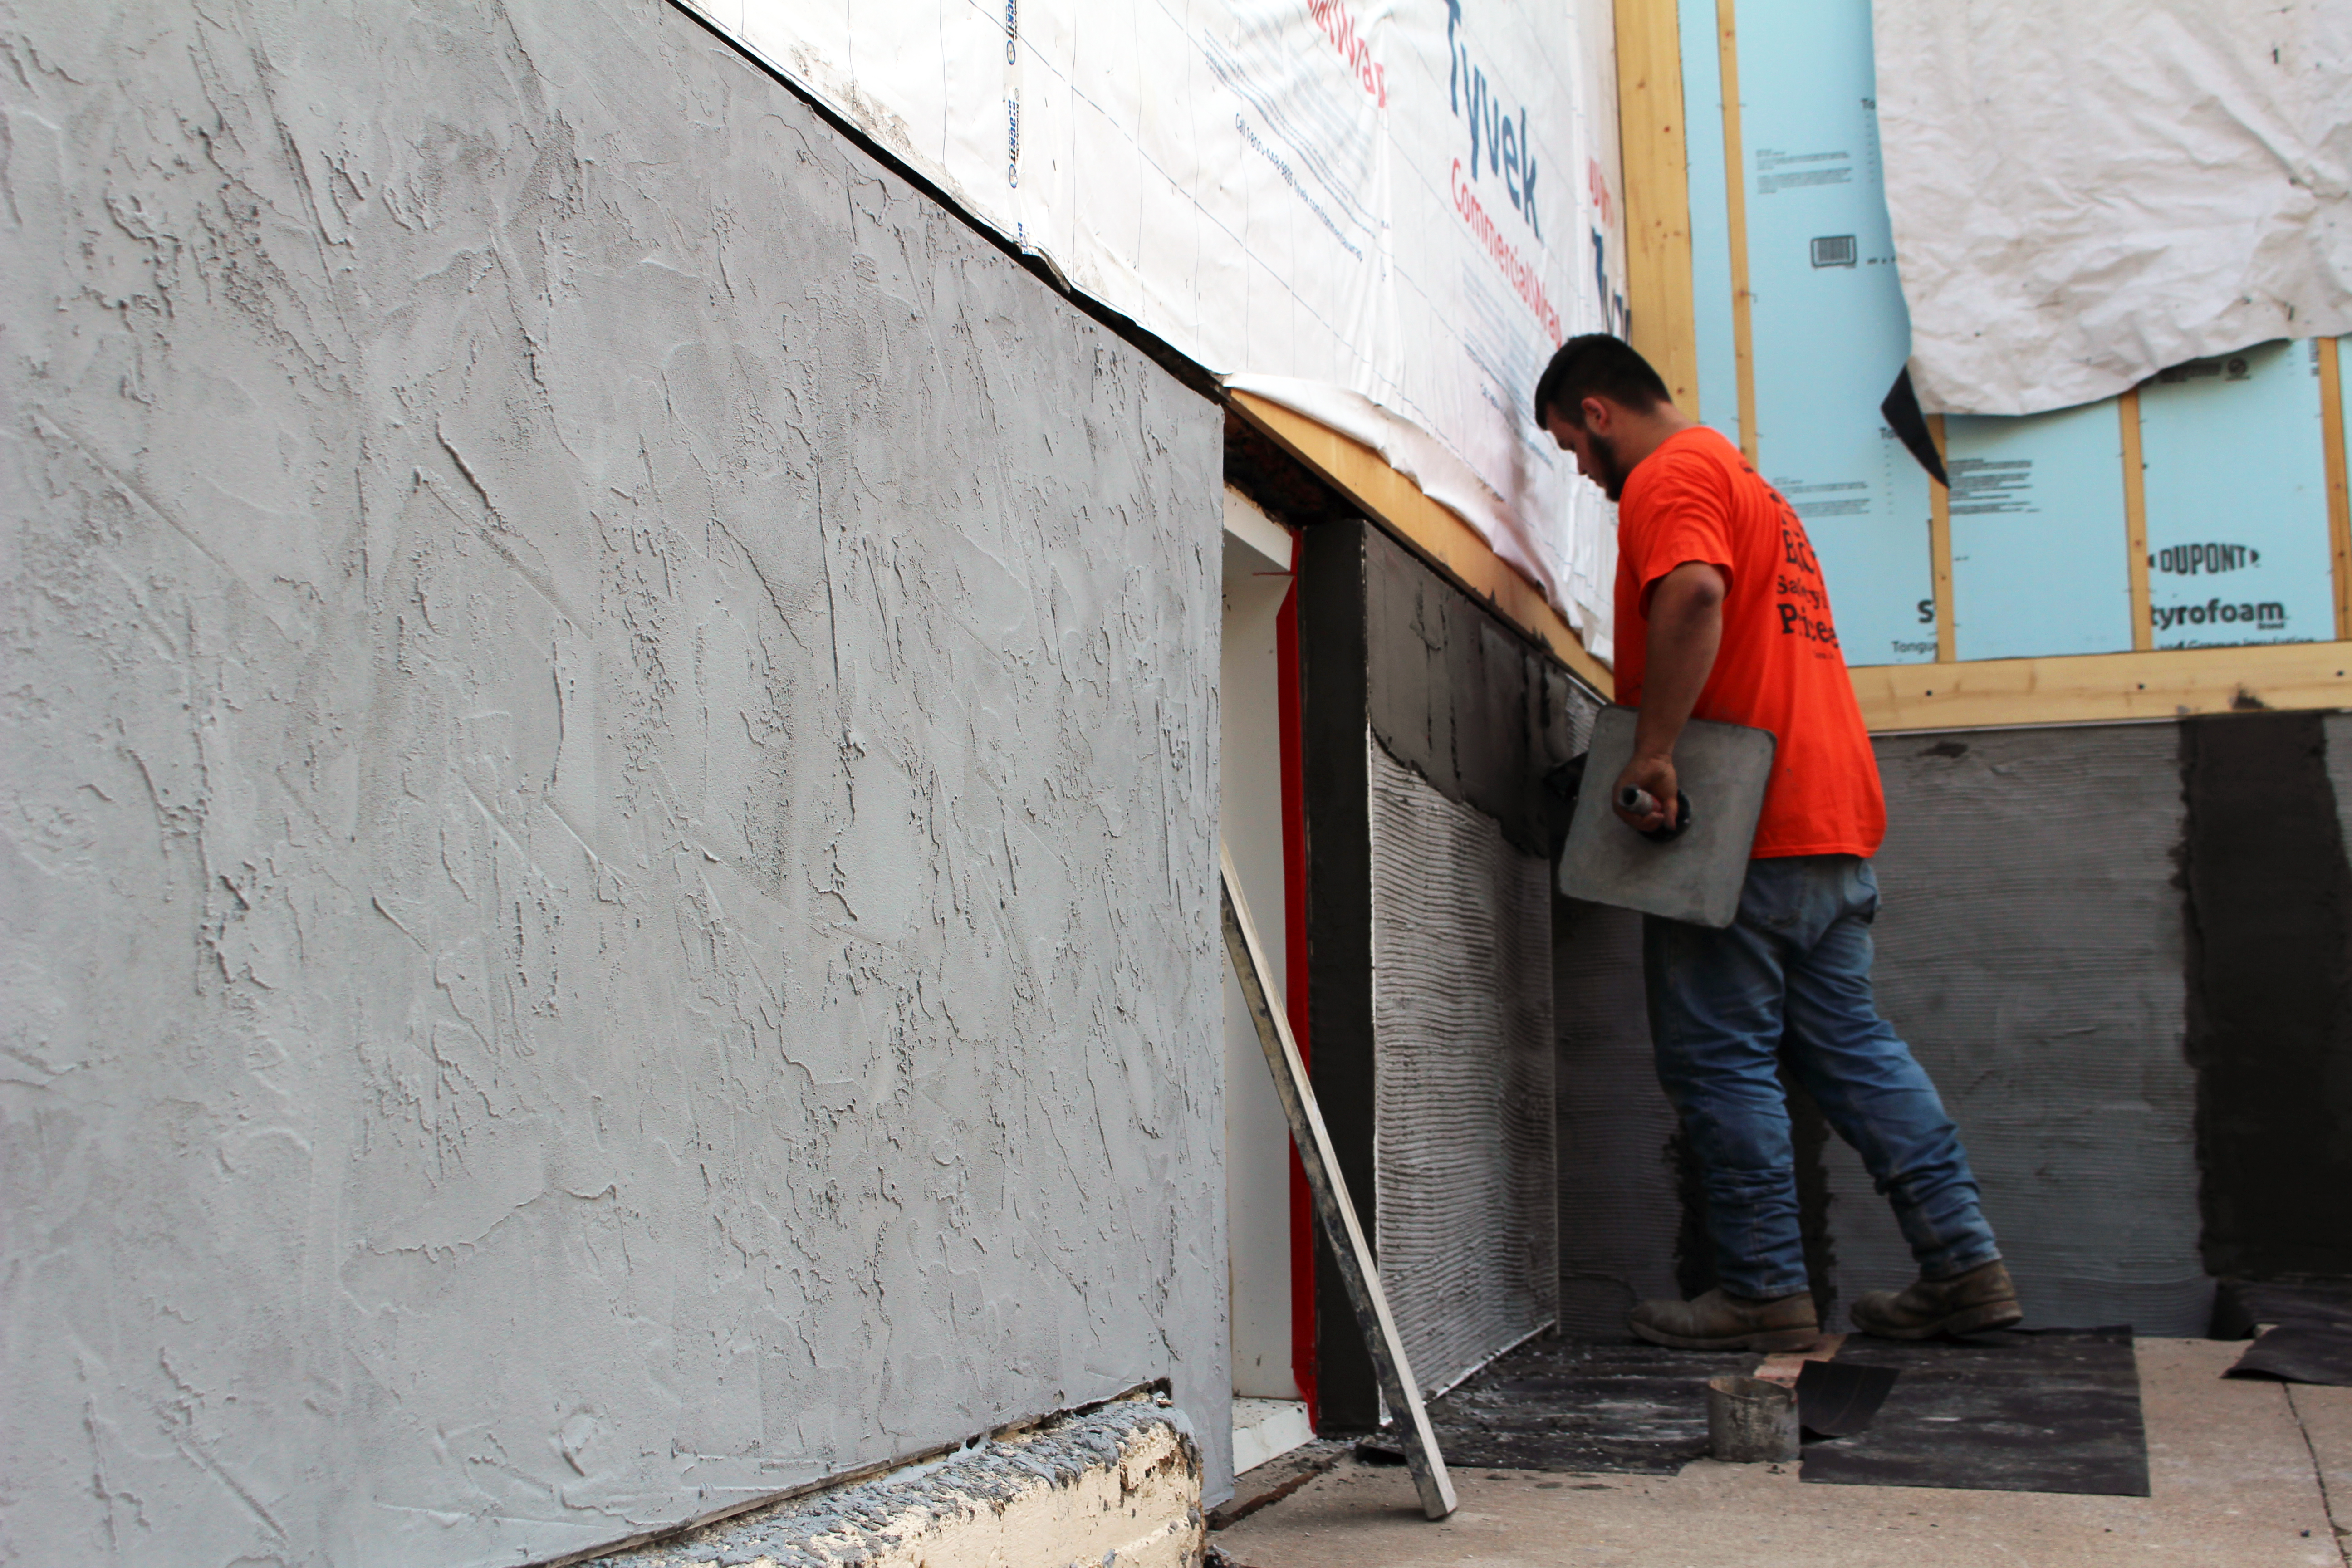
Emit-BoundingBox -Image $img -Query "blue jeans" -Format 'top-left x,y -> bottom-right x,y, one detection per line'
1644,854 -> 1999,1301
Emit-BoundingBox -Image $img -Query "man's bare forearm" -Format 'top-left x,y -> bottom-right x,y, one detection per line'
1613,562 -> 1725,830
1634,564 -> 1726,761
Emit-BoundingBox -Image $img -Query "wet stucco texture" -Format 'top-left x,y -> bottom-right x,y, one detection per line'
0,2 -> 1227,1564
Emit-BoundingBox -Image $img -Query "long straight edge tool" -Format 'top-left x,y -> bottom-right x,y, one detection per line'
1217,840 -> 1458,1521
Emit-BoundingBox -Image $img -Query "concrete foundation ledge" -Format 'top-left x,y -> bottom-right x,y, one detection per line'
581,1396 -> 1204,1568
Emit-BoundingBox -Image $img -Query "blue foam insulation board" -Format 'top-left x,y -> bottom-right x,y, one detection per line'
1946,401 -> 2134,662
2139,339 -> 2332,650
1679,0 -> 1741,445
1724,0 -> 1932,666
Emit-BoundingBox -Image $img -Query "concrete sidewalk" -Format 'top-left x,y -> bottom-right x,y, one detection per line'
1215,1340 -> 2350,1568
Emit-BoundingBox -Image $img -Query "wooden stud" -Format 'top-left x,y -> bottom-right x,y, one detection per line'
1226,391 -> 1615,697
1716,0 -> 1759,466
2119,388 -> 2154,652
1219,843 -> 1457,1522
1928,413 -> 1955,662
1848,639 -> 2352,732
2319,337 -> 2352,642
1612,0 -> 1700,410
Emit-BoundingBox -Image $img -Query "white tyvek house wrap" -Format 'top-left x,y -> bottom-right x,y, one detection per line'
684,0 -> 1626,659
1873,0 -> 2352,417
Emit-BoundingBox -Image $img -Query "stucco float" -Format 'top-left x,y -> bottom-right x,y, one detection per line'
579,1396 -> 1203,1568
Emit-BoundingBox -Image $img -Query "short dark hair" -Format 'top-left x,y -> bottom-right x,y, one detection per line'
1530,334 -> 1670,427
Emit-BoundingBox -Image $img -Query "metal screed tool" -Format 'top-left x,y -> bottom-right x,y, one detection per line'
1218,841 -> 1457,1520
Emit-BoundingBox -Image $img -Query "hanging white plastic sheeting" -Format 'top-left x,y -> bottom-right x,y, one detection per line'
681,0 -> 1628,658
1873,0 -> 2352,417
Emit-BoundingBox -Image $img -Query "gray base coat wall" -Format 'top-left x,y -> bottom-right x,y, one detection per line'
0,4 -> 1226,1564
1368,738 -> 1556,1394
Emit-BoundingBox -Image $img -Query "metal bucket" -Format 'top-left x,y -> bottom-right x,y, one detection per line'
1706,1373 -> 1800,1463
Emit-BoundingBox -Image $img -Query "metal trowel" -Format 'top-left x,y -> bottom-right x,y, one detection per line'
1554,706 -> 1776,928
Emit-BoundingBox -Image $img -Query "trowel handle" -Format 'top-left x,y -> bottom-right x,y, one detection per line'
1618,785 -> 1694,842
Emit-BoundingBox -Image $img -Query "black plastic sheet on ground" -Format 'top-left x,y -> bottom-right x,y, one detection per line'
1795,1357 -> 1898,1438
2215,1281 -> 2352,1387
1799,1328 -> 2149,1497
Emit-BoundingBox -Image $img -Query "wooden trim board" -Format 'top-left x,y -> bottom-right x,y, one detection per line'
1715,0 -> 1759,466
1220,843 -> 1457,1521
1927,413 -> 1955,662
2320,337 -> 2351,642
1613,0 -> 1699,410
1851,640 -> 2352,731
2120,389 -> 2154,652
1226,390 -> 1614,697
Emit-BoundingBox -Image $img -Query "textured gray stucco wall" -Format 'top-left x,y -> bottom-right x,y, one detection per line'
1846,725 -> 2207,1333
0,4 -> 1226,1564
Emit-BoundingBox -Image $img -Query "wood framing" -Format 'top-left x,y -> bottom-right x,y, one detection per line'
1612,0 -> 1699,410
1927,414 -> 1955,662
1598,5 -> 2352,732
2120,389 -> 2154,652
1715,0 -> 1759,466
2321,337 -> 2352,642
1851,640 -> 2352,731
1226,390 -> 1615,697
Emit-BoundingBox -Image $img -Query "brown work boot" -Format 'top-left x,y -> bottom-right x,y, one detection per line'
1850,1259 -> 2024,1339
1629,1288 -> 1821,1352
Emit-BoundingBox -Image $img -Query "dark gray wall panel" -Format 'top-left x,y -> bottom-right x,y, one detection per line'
2327,713 -> 2352,825
1552,893 -> 1683,1338
1844,725 -> 2207,1333
1298,524 -> 1381,1430
1298,519 -> 1587,1424
1362,524 -> 1583,855
1545,684 -> 1688,1339
2180,711 -> 2352,1280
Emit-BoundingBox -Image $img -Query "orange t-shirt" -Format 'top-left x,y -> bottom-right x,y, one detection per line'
1613,425 -> 1885,859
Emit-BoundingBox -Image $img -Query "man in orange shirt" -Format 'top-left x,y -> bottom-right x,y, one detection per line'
1533,334 -> 2020,1351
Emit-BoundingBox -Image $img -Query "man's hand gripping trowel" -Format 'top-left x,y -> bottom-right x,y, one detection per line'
1553,705 -> 1776,929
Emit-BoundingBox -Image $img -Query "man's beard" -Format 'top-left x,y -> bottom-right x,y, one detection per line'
1583,430 -> 1632,501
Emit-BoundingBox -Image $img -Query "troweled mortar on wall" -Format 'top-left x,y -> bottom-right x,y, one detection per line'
0,2 -> 1230,1564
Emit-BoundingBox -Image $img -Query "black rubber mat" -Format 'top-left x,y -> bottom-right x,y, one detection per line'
1799,1329 -> 2149,1497
1402,1339 -> 1759,1475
